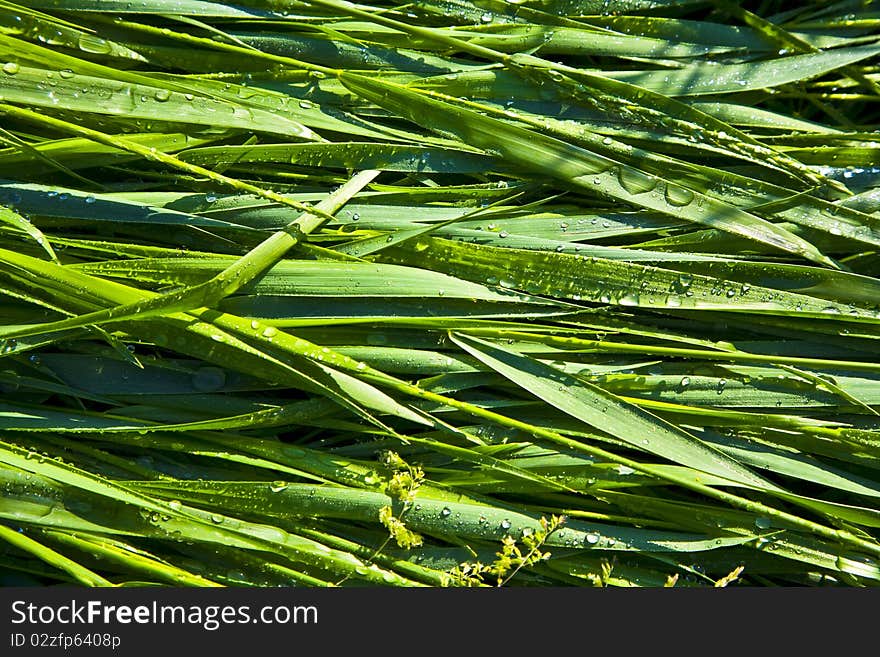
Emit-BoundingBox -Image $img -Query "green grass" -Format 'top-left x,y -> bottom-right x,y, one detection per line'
0,0 -> 879,587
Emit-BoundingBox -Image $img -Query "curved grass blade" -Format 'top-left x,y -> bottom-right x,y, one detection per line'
16,0 -> 286,17
0,133 -> 218,178
0,104 -> 333,219
381,237 -> 880,325
0,205 -> 57,263
0,522 -> 112,586
0,248 -> 430,428
36,530 -> 223,587
0,63 -> 318,140
338,72 -> 837,268
178,142 -> 495,174
449,332 -> 777,489
0,169 -> 381,339
0,182 -> 251,230
607,43 -> 880,95
131,480 -> 758,554
73,258 -> 553,305
0,442 -> 420,585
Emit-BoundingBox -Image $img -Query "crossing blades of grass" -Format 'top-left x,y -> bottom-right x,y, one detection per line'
1,0 -> 879,588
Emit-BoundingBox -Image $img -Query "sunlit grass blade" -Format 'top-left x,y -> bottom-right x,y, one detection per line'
338,73 -> 838,268
1,0 -> 879,588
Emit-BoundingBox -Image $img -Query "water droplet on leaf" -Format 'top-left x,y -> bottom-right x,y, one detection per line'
664,184 -> 695,207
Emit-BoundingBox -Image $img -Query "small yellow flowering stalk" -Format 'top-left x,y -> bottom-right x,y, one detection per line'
575,558 -> 616,587
378,506 -> 423,550
444,561 -> 487,588
447,515 -> 567,587
377,451 -> 425,549
380,450 -> 425,505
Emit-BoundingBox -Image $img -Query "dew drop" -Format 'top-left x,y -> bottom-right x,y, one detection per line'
500,519 -> 512,530
617,167 -> 657,194
77,34 -> 111,54
586,533 -> 600,545
664,184 -> 695,207
440,507 -> 452,518
3,62 -> 20,75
